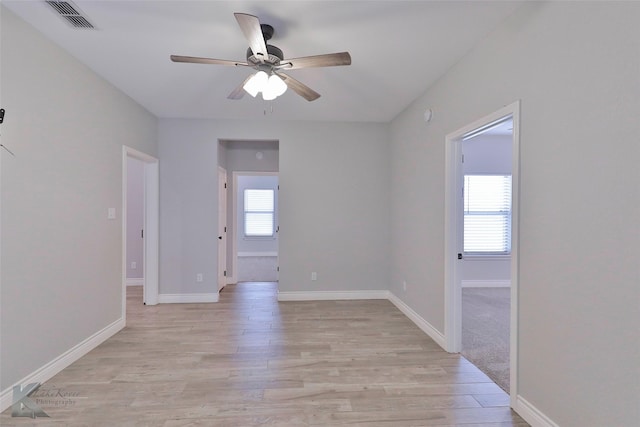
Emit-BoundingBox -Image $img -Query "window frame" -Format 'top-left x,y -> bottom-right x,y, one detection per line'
243,188 -> 275,239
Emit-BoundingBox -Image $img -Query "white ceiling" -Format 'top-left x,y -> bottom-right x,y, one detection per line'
4,1 -> 523,123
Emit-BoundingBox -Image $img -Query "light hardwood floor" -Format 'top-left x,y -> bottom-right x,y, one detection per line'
2,282 -> 528,426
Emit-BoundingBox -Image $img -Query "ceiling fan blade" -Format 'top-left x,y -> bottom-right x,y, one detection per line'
277,72 -> 321,102
227,75 -> 253,100
170,55 -> 248,67
234,13 -> 268,62
278,52 -> 351,70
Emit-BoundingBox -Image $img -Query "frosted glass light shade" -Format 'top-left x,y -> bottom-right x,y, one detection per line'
243,71 -> 268,97
262,74 -> 287,100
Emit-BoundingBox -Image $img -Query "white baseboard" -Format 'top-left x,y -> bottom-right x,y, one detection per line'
126,278 -> 143,286
0,317 -> 124,412
158,293 -> 219,303
461,280 -> 511,288
514,395 -> 559,427
387,292 -> 447,350
277,290 -> 389,301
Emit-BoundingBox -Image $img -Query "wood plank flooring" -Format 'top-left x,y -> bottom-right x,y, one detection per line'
1,282 -> 528,426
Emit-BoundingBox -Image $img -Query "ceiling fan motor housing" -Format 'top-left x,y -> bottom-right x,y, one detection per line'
246,45 -> 284,66
245,23 -> 283,66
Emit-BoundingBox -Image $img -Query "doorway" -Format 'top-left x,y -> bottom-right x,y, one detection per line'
232,172 -> 279,283
126,156 -> 145,288
460,118 -> 513,393
122,146 -> 159,318
444,101 -> 520,404
217,139 -> 279,288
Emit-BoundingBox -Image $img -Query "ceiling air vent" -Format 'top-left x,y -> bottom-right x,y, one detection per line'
45,1 -> 94,29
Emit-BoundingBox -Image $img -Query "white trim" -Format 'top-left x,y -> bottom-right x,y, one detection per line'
143,159 -> 159,306
461,280 -> 511,288
388,292 -> 446,350
444,132 -> 463,352
444,101 -> 521,408
238,251 -> 278,257
277,290 -> 389,301
126,278 -> 144,286
123,146 -> 159,315
514,395 -> 560,427
218,166 -> 228,292
463,254 -> 511,261
509,102 -> 521,405
158,293 -> 219,303
0,317 -> 124,412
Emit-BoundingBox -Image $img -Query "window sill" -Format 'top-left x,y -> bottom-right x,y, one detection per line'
463,254 -> 511,261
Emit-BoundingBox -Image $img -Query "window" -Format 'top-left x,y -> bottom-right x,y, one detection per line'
244,189 -> 274,237
464,175 -> 512,254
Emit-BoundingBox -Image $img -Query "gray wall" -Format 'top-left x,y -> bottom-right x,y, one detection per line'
126,157 -> 145,280
389,2 -> 639,426
224,140 -> 279,173
0,7 -> 158,390
159,119 -> 390,295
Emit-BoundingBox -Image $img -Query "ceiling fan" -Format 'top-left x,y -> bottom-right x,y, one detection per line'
171,13 -> 351,102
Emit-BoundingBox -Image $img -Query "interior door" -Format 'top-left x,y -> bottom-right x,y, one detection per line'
218,167 -> 228,291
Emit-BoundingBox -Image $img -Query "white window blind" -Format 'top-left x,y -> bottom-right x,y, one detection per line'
244,189 -> 274,237
464,175 -> 512,254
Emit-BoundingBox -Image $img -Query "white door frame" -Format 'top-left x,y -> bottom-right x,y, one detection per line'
218,166 -> 228,291
122,146 -> 159,319
444,101 -> 520,404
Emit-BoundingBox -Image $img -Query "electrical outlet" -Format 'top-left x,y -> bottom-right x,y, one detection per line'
403,281 -> 407,291
311,272 -> 317,281
196,273 -> 203,283
131,261 -> 137,269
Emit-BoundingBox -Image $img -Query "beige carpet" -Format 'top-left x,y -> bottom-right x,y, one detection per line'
461,287 -> 510,393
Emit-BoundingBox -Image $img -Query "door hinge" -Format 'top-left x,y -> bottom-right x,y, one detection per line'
224,226 -> 227,232
277,266 -> 279,272
224,182 -> 227,189
224,270 -> 227,277
462,154 -> 465,163
141,229 -> 144,238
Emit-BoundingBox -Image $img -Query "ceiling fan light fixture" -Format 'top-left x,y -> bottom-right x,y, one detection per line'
243,71 -> 268,97
262,74 -> 287,100
173,13 -> 352,102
